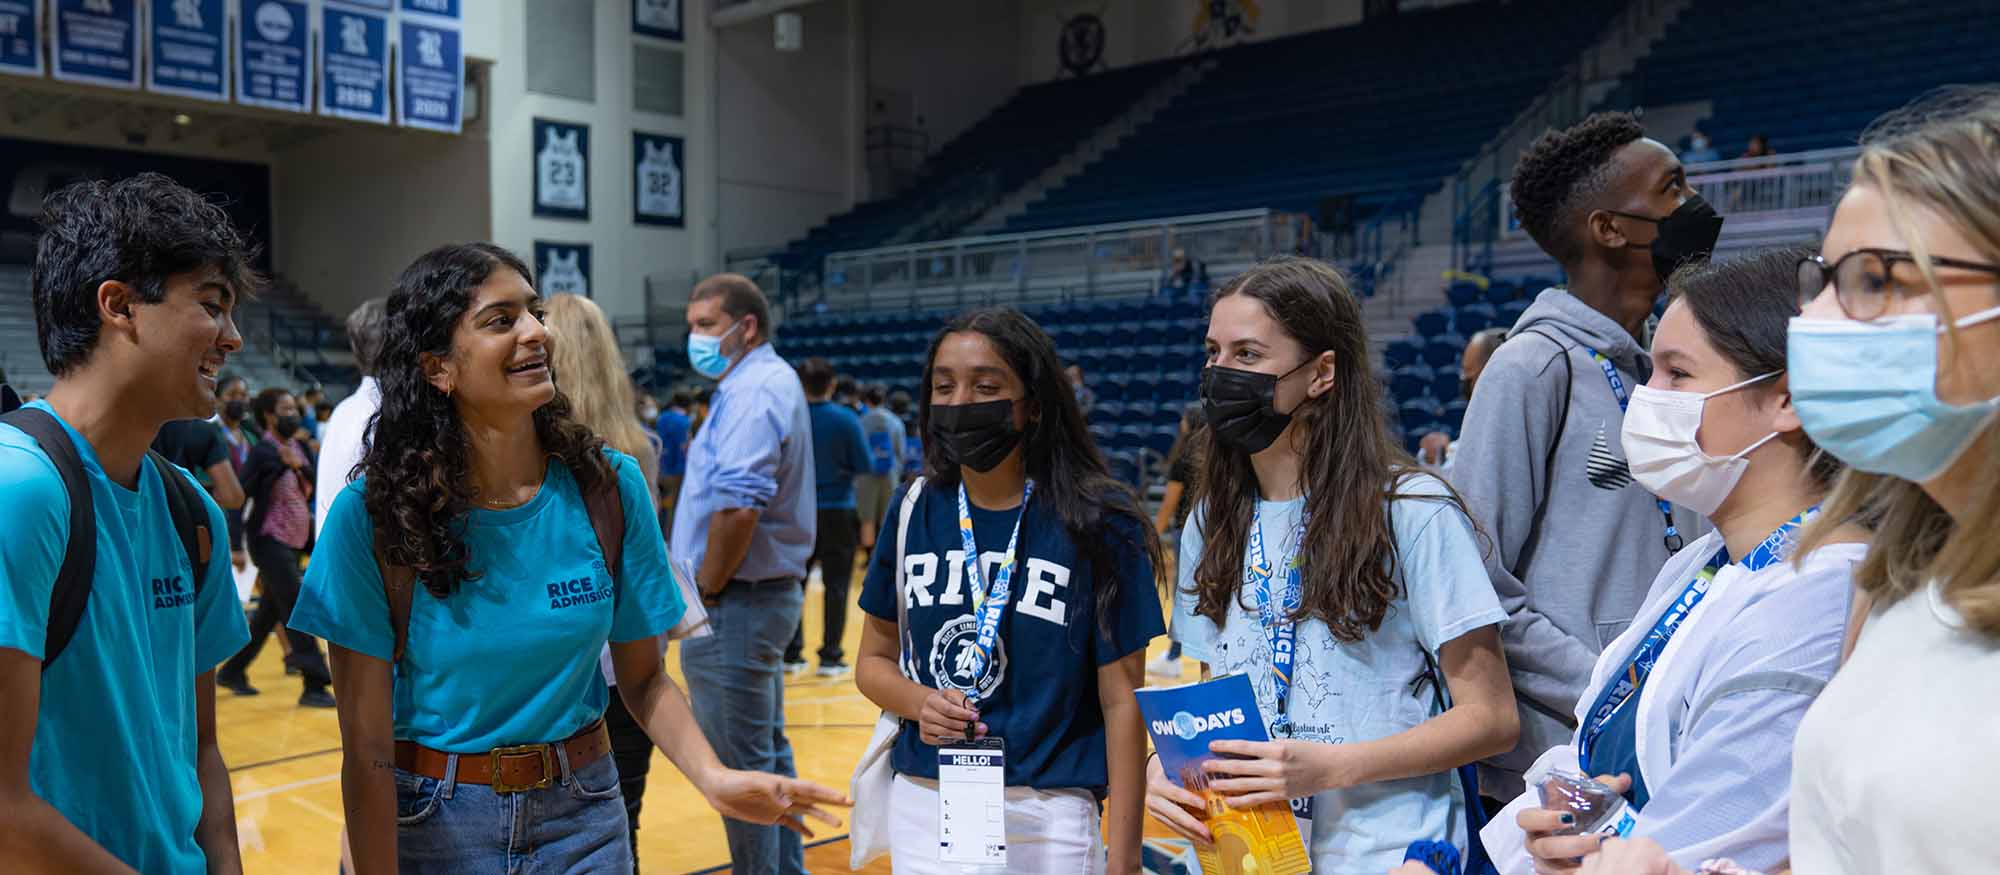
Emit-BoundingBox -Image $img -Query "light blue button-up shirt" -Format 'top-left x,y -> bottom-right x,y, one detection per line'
670,343 -> 816,584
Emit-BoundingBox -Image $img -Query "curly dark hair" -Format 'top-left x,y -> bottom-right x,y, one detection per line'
1189,257 -> 1481,642
32,172 -> 259,377
1511,112 -> 1646,264
361,242 -> 611,598
916,307 -> 1163,641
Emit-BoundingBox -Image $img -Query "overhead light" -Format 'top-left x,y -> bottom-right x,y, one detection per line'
173,113 -> 192,126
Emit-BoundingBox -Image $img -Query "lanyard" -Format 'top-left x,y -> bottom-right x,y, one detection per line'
955,479 -> 1034,705
1577,509 -> 1814,763
1247,503 -> 1309,738
1586,347 -> 1685,554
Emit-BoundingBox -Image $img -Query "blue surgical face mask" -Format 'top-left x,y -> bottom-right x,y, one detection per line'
687,319 -> 744,379
1787,303 -> 2000,482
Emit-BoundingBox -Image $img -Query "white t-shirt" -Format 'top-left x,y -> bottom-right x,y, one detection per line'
1175,472 -> 1507,875
1789,580 -> 2000,873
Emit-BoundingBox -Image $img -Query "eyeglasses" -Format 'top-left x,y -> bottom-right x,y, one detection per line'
1797,248 -> 2000,321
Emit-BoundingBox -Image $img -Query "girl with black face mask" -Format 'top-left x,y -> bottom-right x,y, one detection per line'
853,307 -> 1165,874
1144,257 -> 1520,874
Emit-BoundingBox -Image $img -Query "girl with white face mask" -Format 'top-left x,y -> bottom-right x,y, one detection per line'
1483,248 -> 1870,875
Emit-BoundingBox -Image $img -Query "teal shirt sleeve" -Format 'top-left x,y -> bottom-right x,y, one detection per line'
291,482 -> 396,662
609,452 -> 686,642
0,442 -> 67,660
182,467 -> 250,671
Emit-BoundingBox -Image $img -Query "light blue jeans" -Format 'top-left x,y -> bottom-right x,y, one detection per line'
680,578 -> 807,875
394,747 -> 631,874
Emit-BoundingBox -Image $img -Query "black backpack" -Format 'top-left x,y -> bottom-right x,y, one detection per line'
0,407 -> 214,670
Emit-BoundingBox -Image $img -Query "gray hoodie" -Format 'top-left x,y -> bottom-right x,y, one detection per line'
1449,288 -> 1706,797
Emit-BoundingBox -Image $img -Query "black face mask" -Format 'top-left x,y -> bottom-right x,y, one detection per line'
1613,193 -> 1724,284
222,399 -> 247,423
1200,359 -> 1315,455
930,399 -> 1022,473
273,416 -> 301,438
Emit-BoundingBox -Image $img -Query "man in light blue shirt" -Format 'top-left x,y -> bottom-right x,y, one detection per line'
0,174 -> 254,874
671,273 -> 817,875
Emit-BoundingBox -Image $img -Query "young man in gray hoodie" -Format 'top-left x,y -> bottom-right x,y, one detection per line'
1452,112 -> 1723,797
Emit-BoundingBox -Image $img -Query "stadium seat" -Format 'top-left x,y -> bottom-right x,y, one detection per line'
1446,281 -> 1484,308
1423,336 -> 1466,369
1390,364 -> 1435,401
1413,310 -> 1453,339
1431,366 -> 1463,402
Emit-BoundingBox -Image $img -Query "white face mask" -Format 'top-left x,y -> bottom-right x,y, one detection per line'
1621,371 -> 1784,517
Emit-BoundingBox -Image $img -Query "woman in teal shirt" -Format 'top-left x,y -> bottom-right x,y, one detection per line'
292,243 -> 845,874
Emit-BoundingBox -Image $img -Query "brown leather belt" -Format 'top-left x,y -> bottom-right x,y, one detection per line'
394,720 -> 612,794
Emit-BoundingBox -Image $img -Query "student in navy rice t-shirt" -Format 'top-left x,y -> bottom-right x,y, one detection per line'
856,482 -> 1161,790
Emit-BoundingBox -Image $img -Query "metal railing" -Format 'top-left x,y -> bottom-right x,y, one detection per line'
818,208 -> 1309,312
1679,147 -> 1859,217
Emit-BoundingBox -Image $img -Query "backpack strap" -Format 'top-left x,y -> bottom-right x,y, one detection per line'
150,450 -> 212,596
1516,328 -> 1574,526
373,531 -> 418,666
582,474 -> 625,588
894,476 -> 925,679
1,408 -> 95,671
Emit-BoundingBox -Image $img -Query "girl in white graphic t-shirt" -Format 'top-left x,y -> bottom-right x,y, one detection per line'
1145,257 -> 1519,874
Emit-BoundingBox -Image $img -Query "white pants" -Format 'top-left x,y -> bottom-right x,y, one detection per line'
889,773 -> 1105,875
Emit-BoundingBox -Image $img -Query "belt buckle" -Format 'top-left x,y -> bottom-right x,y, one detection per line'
489,743 -> 555,794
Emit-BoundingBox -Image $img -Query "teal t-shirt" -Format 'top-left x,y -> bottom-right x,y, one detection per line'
0,401 -> 251,875
292,450 -> 686,752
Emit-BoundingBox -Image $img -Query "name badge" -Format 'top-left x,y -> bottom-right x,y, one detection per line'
938,737 -> 1007,866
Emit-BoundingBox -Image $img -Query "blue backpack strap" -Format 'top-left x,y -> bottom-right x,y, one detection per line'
1412,646 -> 1499,875
1,407 -> 97,671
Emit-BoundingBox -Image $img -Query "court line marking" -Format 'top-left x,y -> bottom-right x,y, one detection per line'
236,772 -> 341,802
228,745 -> 342,773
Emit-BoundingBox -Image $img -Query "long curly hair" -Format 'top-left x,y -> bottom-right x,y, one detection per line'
361,243 -> 611,598
1189,257 -> 1476,642
916,307 -> 1163,641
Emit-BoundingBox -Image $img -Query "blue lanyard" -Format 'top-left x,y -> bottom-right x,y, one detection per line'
955,479 -> 1034,704
1586,347 -> 1685,554
1577,510 -> 1813,763
1247,504 -> 1309,738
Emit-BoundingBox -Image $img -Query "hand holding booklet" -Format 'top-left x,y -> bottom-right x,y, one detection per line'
1137,673 -> 1312,875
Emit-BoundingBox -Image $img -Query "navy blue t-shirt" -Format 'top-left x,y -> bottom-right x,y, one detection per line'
857,481 -> 1163,793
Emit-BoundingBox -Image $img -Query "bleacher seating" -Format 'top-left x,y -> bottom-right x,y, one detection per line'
1623,0 -> 2000,156
772,62 -> 1182,280
999,0 -> 1624,234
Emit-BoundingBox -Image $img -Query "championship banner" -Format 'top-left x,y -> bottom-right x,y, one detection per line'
238,0 -> 310,112
397,16 -> 461,132
320,3 -> 388,123
534,242 -> 592,298
401,0 -> 457,19
633,0 -> 680,41
0,0 -> 44,76
53,0 -> 140,89
533,118 -> 589,220
148,0 -> 227,101
632,132 -> 684,228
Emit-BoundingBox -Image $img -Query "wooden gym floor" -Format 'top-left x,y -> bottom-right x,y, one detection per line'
219,569 -> 1192,873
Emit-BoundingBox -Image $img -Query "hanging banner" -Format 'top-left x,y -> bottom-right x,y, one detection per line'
400,0 -> 457,19
340,0 -> 390,8
633,132 -> 685,228
239,0 -> 310,112
533,118 -> 589,220
633,0 -> 680,41
535,242 -> 592,298
319,4 -> 388,123
397,17 -> 461,132
53,0 -> 140,88
0,0 -> 42,76
148,0 -> 226,101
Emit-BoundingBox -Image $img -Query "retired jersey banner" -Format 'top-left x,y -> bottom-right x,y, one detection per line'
401,0 -> 457,19
534,118 -> 589,220
397,17 -> 461,132
0,0 -> 43,76
53,0 -> 140,88
238,0 -> 309,112
534,242 -> 592,298
148,0 -> 227,100
632,132 -> 685,228
633,0 -> 680,41
319,3 -> 388,123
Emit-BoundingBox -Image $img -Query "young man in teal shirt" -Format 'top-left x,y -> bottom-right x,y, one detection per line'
0,173 -> 255,873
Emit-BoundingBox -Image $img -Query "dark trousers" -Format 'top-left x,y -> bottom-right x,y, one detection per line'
785,507 -> 859,665
604,690 -> 655,873
220,535 -> 331,692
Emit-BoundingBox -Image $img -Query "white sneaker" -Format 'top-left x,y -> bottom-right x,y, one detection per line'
1146,654 -> 1183,679
784,659 -> 810,677
816,662 -> 852,679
